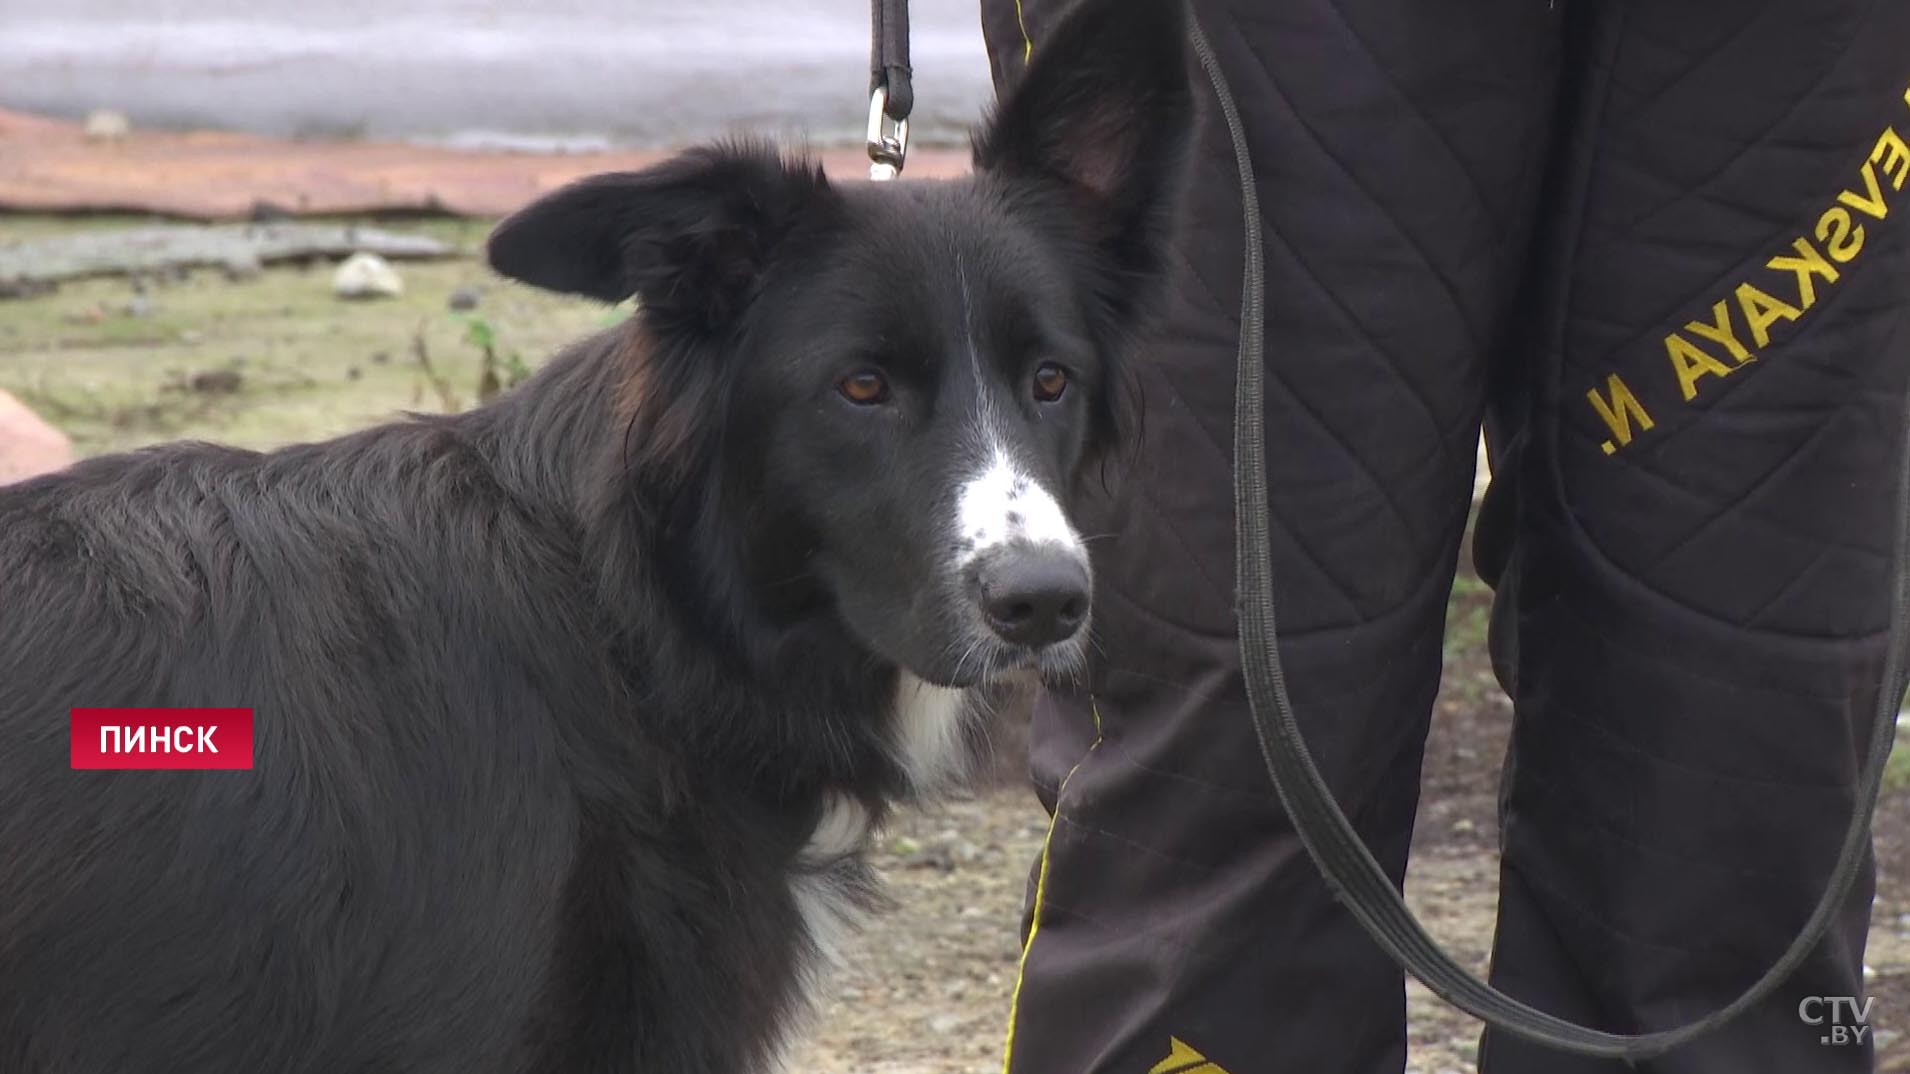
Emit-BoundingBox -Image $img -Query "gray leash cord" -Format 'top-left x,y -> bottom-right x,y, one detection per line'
1189,5 -> 1910,1061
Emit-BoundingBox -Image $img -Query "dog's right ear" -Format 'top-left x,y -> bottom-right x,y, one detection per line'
972,0 -> 1194,334
486,142 -> 836,335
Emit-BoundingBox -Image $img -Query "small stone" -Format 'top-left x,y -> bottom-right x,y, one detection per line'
188,370 -> 244,394
121,296 -> 154,318
910,846 -> 955,872
331,252 -> 404,299
927,1012 -> 962,1035
371,350 -> 391,365
448,286 -> 482,311
890,835 -> 921,856
83,109 -> 131,141
1452,819 -> 1476,835
346,367 -> 362,381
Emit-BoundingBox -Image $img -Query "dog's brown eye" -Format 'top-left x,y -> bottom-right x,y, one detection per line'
837,370 -> 890,405
1033,363 -> 1070,403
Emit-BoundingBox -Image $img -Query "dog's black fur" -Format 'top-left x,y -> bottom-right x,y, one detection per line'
0,1 -> 1191,1070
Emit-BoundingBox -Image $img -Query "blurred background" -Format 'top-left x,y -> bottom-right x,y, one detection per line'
0,0 -> 988,472
0,0 -> 992,149
3,4 -> 1908,1073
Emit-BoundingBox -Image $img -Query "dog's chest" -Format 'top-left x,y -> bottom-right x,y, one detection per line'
888,673 -> 976,797
770,794 -> 876,1074
772,677 -> 978,1067
786,676 -> 976,965
789,792 -> 877,975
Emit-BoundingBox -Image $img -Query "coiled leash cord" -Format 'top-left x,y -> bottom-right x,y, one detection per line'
1190,7 -> 1910,1063
862,0 -> 1910,1060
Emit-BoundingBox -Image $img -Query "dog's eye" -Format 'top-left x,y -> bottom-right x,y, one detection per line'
1032,363 -> 1070,403
837,370 -> 891,405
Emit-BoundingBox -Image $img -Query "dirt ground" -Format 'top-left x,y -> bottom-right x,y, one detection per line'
5,214 -> 1909,1072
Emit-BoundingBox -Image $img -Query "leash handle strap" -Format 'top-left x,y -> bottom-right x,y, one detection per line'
871,0 -> 913,120
1191,6 -> 1910,1061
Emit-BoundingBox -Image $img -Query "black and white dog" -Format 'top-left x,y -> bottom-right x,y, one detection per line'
0,0 -> 1192,1070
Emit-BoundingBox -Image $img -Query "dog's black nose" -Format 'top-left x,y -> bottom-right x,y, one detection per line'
976,549 -> 1090,649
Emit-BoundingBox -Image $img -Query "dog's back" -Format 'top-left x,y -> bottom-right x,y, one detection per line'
0,400 -> 589,1071
0,335 -> 848,1071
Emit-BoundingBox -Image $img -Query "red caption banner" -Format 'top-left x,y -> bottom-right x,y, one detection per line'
70,708 -> 255,770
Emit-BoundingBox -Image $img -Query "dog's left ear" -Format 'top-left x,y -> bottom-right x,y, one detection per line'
972,0 -> 1195,330
486,142 -> 835,334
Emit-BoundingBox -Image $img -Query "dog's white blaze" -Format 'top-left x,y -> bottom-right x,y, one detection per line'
953,444 -> 1084,569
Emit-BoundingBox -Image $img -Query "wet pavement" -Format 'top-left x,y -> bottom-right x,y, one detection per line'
0,0 -> 996,150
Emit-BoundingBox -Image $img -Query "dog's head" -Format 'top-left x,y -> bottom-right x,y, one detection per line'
487,0 -> 1193,688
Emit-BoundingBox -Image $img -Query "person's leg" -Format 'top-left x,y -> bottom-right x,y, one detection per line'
981,2 -> 1563,1070
1477,2 -> 1910,1070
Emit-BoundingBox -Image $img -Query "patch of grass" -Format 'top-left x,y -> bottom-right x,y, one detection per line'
1444,573 -> 1493,658
1886,721 -> 1910,798
1440,522 -> 1504,707
0,214 -> 608,456
460,315 -> 534,404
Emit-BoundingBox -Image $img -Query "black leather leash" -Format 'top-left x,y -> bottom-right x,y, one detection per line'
1190,6 -> 1910,1062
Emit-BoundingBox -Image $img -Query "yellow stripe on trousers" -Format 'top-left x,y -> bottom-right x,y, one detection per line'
999,701 -> 1101,1074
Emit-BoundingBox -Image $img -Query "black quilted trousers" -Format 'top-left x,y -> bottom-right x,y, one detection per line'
981,1 -> 1910,1072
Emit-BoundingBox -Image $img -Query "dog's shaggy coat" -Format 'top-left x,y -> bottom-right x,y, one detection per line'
0,1 -> 1192,1070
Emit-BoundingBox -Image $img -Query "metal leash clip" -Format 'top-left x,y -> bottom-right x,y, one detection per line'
867,86 -> 909,181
